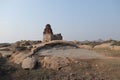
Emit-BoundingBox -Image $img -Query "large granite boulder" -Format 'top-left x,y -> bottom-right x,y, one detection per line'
22,56 -> 37,69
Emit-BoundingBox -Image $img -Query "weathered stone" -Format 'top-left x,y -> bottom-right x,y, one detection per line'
41,56 -> 72,70
10,52 -> 32,64
32,40 -> 79,54
43,24 -> 53,34
43,24 -> 63,42
22,56 -> 37,69
53,33 -> 62,40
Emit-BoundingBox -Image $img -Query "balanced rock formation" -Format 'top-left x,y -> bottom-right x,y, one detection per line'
43,24 -> 63,42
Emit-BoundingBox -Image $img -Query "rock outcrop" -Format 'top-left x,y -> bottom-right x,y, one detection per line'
10,52 -> 33,64
41,56 -> 72,70
32,40 -> 79,54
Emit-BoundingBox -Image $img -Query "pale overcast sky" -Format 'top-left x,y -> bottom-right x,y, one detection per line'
0,0 -> 120,43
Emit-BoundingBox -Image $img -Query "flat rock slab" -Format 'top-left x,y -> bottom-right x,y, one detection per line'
37,48 -> 106,59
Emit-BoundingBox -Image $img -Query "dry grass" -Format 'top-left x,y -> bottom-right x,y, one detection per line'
1,40 -> 120,80
93,48 -> 120,57
1,58 -> 120,80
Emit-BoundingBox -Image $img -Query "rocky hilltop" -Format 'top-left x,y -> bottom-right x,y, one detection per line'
0,25 -> 120,80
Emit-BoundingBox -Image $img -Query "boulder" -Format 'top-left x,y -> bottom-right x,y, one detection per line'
41,56 -> 72,70
22,56 -> 37,69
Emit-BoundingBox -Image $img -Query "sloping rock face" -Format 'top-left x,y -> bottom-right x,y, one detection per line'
10,52 -> 33,64
41,56 -> 72,70
32,40 -> 79,54
22,56 -> 37,69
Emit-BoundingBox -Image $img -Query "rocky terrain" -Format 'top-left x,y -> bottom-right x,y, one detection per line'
0,40 -> 120,80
